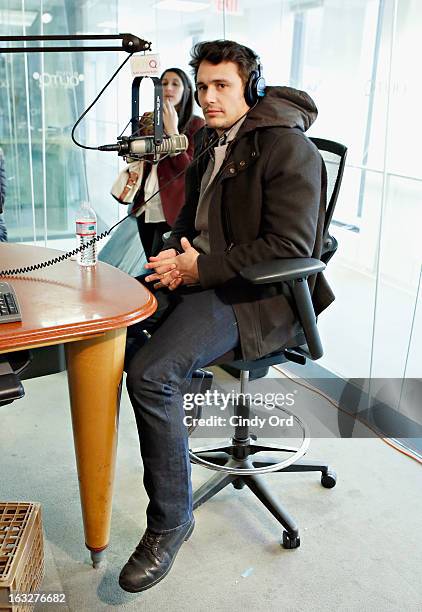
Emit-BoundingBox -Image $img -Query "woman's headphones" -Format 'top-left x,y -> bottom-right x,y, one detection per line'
194,63 -> 266,107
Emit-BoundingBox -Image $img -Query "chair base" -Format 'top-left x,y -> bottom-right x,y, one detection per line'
192,438 -> 336,549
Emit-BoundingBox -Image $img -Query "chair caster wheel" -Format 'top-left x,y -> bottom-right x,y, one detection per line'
321,469 -> 337,488
232,478 -> 245,489
282,531 -> 300,549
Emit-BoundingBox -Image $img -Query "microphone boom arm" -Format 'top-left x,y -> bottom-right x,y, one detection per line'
0,33 -> 151,54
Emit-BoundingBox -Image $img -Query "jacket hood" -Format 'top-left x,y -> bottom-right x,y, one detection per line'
241,85 -> 318,134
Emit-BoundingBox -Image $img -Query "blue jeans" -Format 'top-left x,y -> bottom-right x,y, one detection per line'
0,214 -> 7,242
125,287 -> 239,532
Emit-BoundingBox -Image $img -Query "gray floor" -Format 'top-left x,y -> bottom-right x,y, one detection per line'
1,369 -> 421,612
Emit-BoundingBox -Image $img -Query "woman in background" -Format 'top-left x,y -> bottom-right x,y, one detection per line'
134,67 -> 204,260
99,67 -> 203,275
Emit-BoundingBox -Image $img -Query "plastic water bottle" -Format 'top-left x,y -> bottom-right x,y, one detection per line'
75,201 -> 97,267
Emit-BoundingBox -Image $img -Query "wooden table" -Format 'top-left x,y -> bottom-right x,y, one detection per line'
0,244 -> 156,565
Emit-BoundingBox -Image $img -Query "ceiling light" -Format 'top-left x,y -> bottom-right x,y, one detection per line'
153,1 -> 210,13
97,21 -> 116,29
289,0 -> 323,10
41,12 -> 53,24
0,9 -> 38,27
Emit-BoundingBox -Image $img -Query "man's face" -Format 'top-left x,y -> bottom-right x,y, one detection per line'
196,60 -> 250,133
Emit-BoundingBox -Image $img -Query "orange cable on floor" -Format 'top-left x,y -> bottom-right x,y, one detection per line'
272,365 -> 422,466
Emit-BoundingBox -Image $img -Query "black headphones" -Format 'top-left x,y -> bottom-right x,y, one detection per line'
194,63 -> 266,107
244,63 -> 266,106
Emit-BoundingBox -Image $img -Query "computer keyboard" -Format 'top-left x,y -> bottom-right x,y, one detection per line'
0,282 -> 22,324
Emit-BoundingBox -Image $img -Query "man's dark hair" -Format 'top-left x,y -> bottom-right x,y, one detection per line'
189,40 -> 259,86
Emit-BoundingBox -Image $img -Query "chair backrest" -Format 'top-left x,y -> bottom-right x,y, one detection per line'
309,137 -> 348,264
283,137 -> 347,361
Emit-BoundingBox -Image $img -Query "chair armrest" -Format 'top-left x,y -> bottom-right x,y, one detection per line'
0,356 -> 25,406
240,258 -> 325,360
240,257 -> 325,284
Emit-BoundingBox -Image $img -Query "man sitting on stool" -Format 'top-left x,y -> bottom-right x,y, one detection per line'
119,39 -> 334,593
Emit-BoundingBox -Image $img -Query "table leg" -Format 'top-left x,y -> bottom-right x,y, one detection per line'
65,328 -> 127,567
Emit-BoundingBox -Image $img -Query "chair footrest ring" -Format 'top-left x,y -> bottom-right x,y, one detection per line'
189,406 -> 310,475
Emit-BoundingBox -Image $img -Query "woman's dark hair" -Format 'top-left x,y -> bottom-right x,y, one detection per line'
189,40 -> 259,86
160,67 -> 194,134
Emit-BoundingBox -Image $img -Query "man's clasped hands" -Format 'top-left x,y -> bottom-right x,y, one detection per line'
144,237 -> 200,290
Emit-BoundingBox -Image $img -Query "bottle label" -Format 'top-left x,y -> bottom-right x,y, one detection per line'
76,220 -> 96,236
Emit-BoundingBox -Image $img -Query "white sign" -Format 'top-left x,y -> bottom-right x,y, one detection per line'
32,71 -> 84,89
130,54 -> 161,77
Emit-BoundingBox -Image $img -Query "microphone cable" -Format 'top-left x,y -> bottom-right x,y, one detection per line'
0,105 -> 258,277
71,51 -> 135,150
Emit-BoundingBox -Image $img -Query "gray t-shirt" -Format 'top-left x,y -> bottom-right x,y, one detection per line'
193,117 -> 246,254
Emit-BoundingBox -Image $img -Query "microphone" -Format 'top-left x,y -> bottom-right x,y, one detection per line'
98,134 -> 188,157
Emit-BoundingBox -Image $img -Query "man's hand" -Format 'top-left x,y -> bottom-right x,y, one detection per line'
145,247 -> 182,290
162,99 -> 179,136
145,238 -> 199,290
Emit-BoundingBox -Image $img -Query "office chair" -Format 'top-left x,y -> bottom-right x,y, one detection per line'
189,137 -> 348,548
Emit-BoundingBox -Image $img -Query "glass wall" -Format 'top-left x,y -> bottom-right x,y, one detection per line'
1,0 -> 420,386
0,0 -> 120,247
224,0 -> 421,382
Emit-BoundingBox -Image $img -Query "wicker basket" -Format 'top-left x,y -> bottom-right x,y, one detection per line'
0,503 -> 44,612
